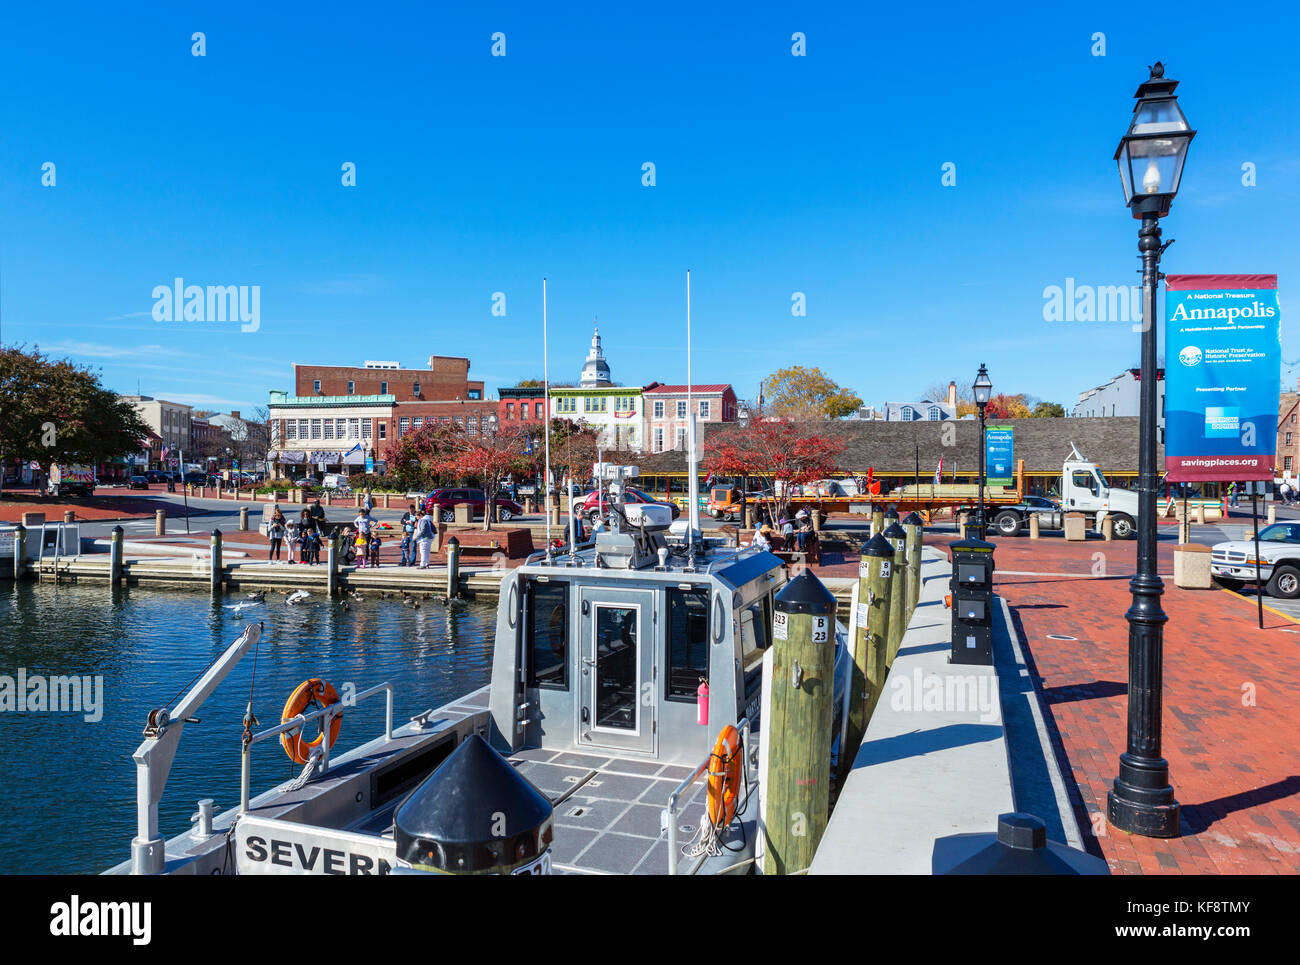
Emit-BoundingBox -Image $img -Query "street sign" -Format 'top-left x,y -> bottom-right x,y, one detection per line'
1164,274 -> 1280,482
985,426 -> 1014,488
365,456 -> 374,473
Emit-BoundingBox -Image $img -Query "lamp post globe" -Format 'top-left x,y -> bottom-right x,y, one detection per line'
1107,62 -> 1192,839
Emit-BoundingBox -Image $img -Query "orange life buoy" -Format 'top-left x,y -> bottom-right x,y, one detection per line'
706,725 -> 743,828
280,677 -> 342,765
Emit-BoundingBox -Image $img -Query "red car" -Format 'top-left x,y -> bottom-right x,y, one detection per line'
422,487 -> 525,522
574,487 -> 680,525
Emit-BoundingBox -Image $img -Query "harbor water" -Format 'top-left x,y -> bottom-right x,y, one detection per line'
0,580 -> 497,874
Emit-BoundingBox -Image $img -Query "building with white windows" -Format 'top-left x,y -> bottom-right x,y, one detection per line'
643,383 -> 738,452
549,325 -> 646,450
266,390 -> 395,478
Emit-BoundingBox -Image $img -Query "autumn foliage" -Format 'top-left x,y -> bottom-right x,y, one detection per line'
703,419 -> 846,524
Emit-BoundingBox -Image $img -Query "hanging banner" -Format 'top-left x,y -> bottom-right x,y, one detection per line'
985,426 -> 1014,488
1164,274 -> 1280,482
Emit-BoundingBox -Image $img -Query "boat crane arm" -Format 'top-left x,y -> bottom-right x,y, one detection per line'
128,622 -> 262,874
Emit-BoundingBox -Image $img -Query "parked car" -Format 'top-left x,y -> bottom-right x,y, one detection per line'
422,488 -> 526,522
987,495 -> 1065,537
182,472 -> 208,486
1211,522 -> 1300,598
144,470 -> 168,484
575,487 -> 680,525
127,475 -> 150,490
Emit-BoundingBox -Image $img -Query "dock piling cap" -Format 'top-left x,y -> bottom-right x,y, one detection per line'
902,511 -> 923,526
860,533 -> 894,558
393,733 -> 553,873
932,812 -> 1110,875
774,569 -> 836,616
882,521 -> 906,541
883,507 -> 900,522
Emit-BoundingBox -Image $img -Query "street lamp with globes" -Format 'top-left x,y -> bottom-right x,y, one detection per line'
1107,62 -> 1194,839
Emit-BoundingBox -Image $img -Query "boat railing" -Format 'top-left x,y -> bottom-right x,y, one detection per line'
664,715 -> 752,876
239,681 -> 395,814
523,540 -> 596,565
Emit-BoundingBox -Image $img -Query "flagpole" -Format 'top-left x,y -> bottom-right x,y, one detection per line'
686,269 -> 700,554
179,446 -> 190,533
543,278 -> 552,562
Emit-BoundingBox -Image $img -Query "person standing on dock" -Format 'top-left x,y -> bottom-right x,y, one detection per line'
400,510 -> 416,566
415,510 -> 435,568
309,498 -> 326,529
285,515 -> 300,564
268,509 -> 286,562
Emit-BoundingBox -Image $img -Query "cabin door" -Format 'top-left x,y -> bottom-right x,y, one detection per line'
578,587 -> 656,755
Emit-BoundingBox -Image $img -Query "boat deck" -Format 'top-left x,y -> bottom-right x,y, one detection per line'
510,747 -> 754,874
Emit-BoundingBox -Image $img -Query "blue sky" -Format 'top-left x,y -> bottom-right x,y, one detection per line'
2,1 -> 1297,415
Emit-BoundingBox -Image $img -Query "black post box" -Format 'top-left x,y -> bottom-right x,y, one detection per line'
950,536 -> 995,665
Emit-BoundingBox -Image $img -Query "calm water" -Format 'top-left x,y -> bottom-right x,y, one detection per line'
0,580 -> 497,874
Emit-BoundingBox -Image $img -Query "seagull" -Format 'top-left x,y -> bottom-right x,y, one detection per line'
286,590 -> 310,606
223,601 -> 261,614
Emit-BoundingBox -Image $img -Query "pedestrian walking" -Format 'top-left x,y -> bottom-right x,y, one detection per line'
415,510 -> 435,568
1229,482 -> 1240,508
363,488 -> 375,515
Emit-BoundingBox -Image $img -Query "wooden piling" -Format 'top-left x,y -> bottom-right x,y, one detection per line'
870,507 -> 884,538
110,525 -> 124,586
210,529 -> 223,594
446,536 -> 461,598
13,525 -> 25,581
841,533 -> 893,785
883,521 -> 907,665
327,537 -> 338,597
902,511 -> 922,624
761,570 -> 836,875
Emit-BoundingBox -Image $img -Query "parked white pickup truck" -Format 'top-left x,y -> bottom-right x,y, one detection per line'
1211,522 -> 1300,598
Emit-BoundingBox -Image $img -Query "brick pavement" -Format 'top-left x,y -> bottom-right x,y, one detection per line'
917,532 -> 1300,874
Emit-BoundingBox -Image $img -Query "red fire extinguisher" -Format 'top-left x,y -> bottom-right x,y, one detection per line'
696,678 -> 710,726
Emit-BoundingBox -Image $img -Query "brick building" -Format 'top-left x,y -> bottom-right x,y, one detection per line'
498,385 -> 549,425
1278,378 -> 1300,480
643,383 -> 738,452
268,356 -> 497,478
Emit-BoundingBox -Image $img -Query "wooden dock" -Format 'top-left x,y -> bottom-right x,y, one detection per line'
27,553 -> 510,599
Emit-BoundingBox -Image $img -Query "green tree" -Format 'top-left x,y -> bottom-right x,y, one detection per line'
761,366 -> 862,420
1032,401 -> 1066,418
0,345 -> 150,492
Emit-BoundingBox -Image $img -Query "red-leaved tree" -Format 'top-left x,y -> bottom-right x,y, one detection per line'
703,420 -> 846,525
445,424 -> 533,530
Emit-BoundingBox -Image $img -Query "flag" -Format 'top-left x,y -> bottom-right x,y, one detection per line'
343,443 -> 362,456
160,446 -> 170,461
933,458 -> 943,485
704,471 -> 715,489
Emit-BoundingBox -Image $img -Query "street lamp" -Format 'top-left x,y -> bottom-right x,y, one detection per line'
973,364 -> 992,539
1107,62 -> 1194,840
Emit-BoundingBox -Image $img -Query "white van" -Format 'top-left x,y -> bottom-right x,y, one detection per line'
321,473 -> 350,492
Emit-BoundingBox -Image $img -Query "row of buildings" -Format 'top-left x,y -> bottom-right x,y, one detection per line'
263,327 -> 969,479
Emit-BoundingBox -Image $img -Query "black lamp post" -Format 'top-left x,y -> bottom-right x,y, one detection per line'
1107,62 -> 1194,839
973,364 -> 992,539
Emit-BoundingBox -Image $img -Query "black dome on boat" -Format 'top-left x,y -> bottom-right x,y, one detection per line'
393,734 -> 553,873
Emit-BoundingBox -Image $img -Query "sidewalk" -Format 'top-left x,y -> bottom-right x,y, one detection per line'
933,533 -> 1300,874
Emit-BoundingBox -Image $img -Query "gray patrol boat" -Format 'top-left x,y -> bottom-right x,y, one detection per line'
105,463 -> 850,876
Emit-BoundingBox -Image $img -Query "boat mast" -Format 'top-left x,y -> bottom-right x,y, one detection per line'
686,269 -> 700,556
543,278 -> 552,563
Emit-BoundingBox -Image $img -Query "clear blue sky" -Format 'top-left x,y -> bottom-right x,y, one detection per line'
2,1 -> 1297,415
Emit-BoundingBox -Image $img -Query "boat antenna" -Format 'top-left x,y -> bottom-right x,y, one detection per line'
543,278 -> 552,563
686,269 -> 701,557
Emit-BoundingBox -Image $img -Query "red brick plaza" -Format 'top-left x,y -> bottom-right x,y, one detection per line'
929,532 -> 1300,874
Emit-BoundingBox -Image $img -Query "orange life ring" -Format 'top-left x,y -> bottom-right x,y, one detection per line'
280,678 -> 343,765
706,725 -> 743,828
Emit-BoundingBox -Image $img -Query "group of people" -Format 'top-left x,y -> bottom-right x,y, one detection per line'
266,500 -> 328,564
264,493 -> 450,569
751,508 -> 815,552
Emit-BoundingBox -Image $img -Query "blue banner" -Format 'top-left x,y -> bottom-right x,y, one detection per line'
1164,274 -> 1280,482
985,426 -> 1013,488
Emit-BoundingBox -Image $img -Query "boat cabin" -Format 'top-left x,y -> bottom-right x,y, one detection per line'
488,535 -> 787,765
